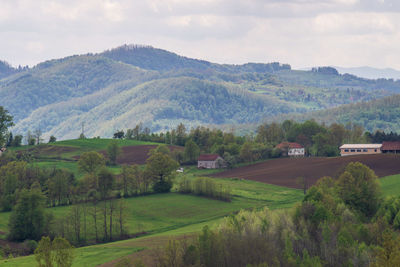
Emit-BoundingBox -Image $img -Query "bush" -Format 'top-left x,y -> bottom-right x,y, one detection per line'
153,180 -> 173,193
23,239 -> 38,254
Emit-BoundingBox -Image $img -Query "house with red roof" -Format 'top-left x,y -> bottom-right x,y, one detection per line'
197,154 -> 225,169
276,142 -> 305,157
381,141 -> 400,154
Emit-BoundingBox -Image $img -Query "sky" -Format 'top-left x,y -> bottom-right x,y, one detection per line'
1,0 -> 400,69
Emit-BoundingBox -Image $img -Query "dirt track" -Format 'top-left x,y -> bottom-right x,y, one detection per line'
212,154 -> 400,189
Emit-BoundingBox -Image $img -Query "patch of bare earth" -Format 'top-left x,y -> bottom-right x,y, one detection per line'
212,154 -> 400,189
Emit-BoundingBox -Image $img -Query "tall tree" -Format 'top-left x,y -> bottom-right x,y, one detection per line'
78,151 -> 105,175
8,189 -> 48,241
184,139 -> 200,163
107,140 -> 122,165
0,106 -> 13,147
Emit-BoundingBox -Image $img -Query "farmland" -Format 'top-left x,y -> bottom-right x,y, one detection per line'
212,154 -> 400,188
8,138 -> 180,177
2,138 -> 400,266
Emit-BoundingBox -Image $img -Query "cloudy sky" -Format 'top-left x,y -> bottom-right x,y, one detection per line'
1,0 -> 399,69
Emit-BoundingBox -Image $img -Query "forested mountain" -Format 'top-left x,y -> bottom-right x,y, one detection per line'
2,44 -> 400,140
273,94 -> 400,133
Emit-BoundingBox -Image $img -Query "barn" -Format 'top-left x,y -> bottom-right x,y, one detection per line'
381,141 -> 400,154
197,154 -> 225,169
339,144 -> 382,156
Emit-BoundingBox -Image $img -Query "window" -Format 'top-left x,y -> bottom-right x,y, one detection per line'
363,149 -> 368,152
344,149 -> 349,152
350,149 -> 355,152
375,149 -> 377,152
357,149 -> 361,152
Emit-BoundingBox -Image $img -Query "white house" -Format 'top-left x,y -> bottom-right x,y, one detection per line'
197,154 -> 225,169
276,142 -> 305,157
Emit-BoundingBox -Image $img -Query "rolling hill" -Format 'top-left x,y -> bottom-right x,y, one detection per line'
2,44 -> 400,140
272,94 -> 400,132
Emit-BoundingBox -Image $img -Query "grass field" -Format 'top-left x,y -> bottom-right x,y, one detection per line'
0,176 -> 303,266
379,174 -> 400,197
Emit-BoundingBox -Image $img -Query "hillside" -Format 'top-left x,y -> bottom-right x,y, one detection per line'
2,44 -> 400,140
273,94 -> 400,132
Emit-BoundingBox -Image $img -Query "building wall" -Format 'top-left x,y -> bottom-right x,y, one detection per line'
198,160 -> 217,169
288,148 -> 304,157
340,148 -> 381,156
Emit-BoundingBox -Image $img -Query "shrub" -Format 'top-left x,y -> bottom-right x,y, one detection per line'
153,180 -> 173,193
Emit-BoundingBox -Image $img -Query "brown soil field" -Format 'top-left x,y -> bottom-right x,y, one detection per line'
101,145 -> 183,165
212,154 -> 400,189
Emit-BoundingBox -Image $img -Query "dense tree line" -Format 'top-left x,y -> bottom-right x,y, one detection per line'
116,120 -> 368,166
155,163 -> 400,267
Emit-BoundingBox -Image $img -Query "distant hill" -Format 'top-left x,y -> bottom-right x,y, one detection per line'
335,66 -> 400,80
273,94 -> 400,133
2,44 -> 400,140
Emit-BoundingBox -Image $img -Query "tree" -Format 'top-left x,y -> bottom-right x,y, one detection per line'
78,151 -> 105,175
184,139 -> 200,163
107,140 -> 122,165
12,135 -> 23,147
98,168 -> 114,241
336,162 -> 381,218
52,237 -> 75,267
145,150 -> 179,193
0,106 -> 13,147
35,128 -> 43,145
8,189 -> 48,241
176,123 -> 187,146
35,236 -> 53,267
48,136 -> 57,143
35,236 -> 74,267
240,142 -> 254,162
113,130 -> 125,139
98,167 -> 115,200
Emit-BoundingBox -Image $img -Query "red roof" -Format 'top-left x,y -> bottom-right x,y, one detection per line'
381,141 -> 400,151
276,142 -> 303,149
198,154 -> 220,161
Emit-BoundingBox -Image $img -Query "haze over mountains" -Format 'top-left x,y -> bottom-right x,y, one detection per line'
1,44 -> 400,140
335,66 -> 400,80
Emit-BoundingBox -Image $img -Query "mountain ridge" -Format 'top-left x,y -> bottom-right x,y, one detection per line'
2,44 -> 400,140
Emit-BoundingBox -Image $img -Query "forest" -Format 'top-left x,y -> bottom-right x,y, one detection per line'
2,45 -> 400,140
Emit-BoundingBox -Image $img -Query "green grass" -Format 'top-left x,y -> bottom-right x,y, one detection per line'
0,243 -> 143,267
53,138 -> 158,152
380,174 -> 400,197
8,138 -> 161,178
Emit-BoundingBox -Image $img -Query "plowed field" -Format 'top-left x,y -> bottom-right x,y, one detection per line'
212,154 -> 400,189
103,145 -> 183,165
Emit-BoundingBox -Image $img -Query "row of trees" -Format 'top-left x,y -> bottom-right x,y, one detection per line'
156,163 -> 400,267
177,177 -> 231,202
112,120 -> 373,168
4,145 -> 180,247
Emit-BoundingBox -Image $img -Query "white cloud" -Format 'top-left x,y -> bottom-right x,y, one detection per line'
1,0 -> 400,69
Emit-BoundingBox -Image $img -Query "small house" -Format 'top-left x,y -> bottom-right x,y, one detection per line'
339,144 -> 382,156
197,154 -> 225,169
276,142 -> 305,157
381,141 -> 400,154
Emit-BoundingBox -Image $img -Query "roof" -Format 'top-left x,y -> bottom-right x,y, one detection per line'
339,144 -> 382,149
276,142 -> 303,149
381,141 -> 400,151
198,154 -> 220,161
